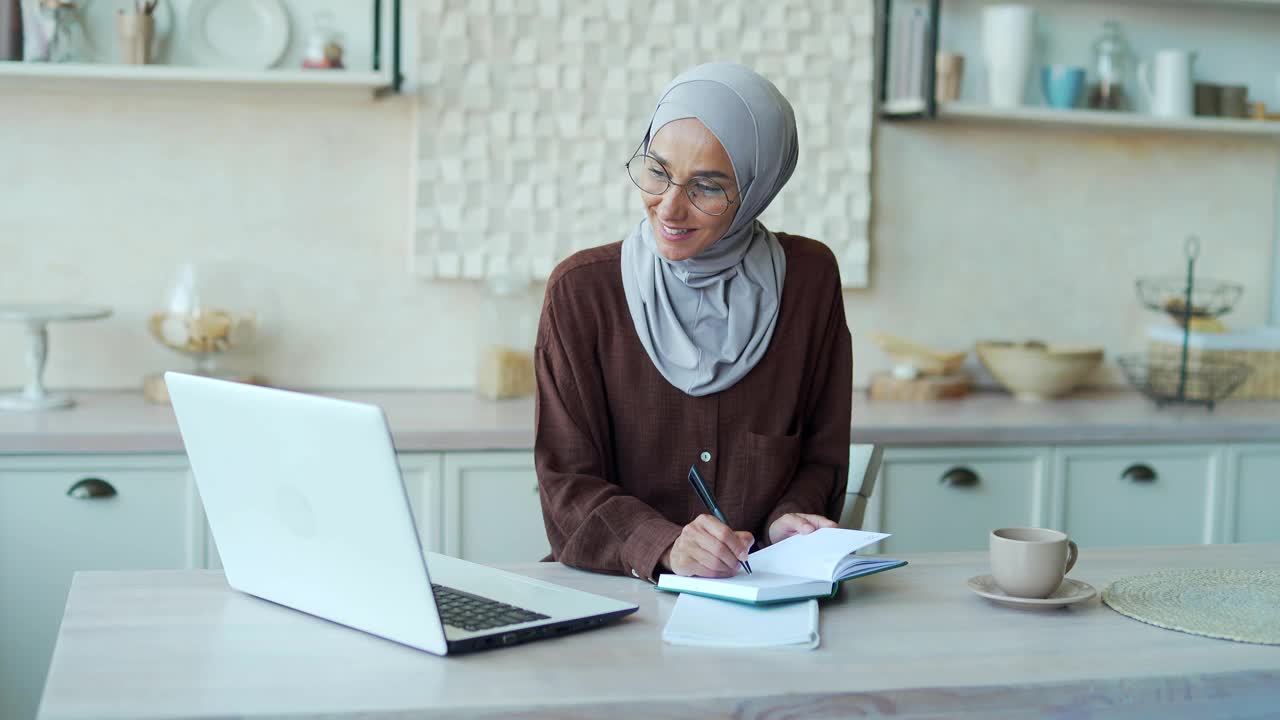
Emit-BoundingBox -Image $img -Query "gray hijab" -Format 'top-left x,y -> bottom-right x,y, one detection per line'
621,63 -> 798,396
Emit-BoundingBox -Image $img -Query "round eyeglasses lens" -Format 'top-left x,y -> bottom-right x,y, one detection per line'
685,178 -> 730,215
627,155 -> 669,195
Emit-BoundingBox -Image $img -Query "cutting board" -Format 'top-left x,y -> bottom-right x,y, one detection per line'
869,371 -> 971,401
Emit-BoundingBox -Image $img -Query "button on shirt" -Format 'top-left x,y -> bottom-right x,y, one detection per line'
534,234 -> 853,581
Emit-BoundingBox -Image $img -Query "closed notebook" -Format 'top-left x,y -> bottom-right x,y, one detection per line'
657,528 -> 906,605
662,593 -> 819,650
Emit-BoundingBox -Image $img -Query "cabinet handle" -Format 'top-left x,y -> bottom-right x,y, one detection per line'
939,467 -> 980,488
1121,464 -> 1158,483
66,477 -> 117,500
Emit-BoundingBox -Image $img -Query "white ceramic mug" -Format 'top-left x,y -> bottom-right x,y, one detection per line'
990,527 -> 1078,598
981,4 -> 1035,107
1139,49 -> 1197,118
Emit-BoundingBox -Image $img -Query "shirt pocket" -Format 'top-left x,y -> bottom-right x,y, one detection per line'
745,430 -> 802,490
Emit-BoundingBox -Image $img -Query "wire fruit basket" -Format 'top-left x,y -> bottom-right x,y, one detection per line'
1117,237 -> 1250,410
1136,277 -> 1242,328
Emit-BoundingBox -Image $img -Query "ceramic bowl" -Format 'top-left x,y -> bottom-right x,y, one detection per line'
975,340 -> 1103,401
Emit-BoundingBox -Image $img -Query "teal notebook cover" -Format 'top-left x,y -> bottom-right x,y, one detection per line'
656,559 -> 907,606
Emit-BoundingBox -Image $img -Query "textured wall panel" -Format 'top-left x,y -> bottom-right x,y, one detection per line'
413,0 -> 874,287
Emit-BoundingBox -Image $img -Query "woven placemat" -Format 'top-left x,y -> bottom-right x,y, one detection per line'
1102,569 -> 1280,645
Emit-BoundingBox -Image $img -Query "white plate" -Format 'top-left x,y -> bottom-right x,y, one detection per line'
967,574 -> 1097,610
79,0 -> 175,64
188,0 -> 291,70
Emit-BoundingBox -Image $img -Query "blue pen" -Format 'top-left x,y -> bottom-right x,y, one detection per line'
687,464 -> 752,574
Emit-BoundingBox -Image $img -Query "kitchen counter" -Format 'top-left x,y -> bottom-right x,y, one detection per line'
0,388 -> 1277,454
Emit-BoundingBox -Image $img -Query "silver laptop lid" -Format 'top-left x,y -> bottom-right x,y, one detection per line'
166,372 -> 449,655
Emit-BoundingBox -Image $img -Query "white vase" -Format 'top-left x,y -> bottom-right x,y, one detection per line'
1139,49 -> 1196,118
982,4 -> 1035,107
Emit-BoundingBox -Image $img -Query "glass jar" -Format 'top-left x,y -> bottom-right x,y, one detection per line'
26,0 -> 87,63
1087,21 -> 1132,111
474,267 -> 536,400
301,10 -> 344,70
148,261 -> 268,378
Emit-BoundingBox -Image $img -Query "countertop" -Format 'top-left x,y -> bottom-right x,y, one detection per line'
38,543 -> 1280,719
0,388 -> 1277,454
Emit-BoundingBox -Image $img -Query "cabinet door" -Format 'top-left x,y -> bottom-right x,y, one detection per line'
1054,445 -> 1219,548
1227,444 -> 1280,543
0,455 -> 200,720
399,452 -> 445,553
871,447 -> 1048,553
442,452 -> 550,564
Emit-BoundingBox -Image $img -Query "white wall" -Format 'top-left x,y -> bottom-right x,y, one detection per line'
1,87 -> 491,391
854,121 -> 1276,387
1,1 -> 1277,393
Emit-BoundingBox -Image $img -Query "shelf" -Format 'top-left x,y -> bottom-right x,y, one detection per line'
1073,0 -> 1280,8
0,61 -> 393,91
934,102 -> 1280,136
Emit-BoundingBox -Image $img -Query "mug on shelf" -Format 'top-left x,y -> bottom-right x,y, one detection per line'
1041,65 -> 1085,109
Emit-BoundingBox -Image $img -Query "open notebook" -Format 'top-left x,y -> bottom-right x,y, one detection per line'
662,594 -> 820,649
657,528 -> 906,605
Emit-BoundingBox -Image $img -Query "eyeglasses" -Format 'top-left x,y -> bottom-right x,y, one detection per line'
625,154 -> 737,217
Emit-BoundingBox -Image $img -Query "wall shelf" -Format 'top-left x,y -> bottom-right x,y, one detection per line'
0,62 -> 392,91
2,0 -> 401,96
936,101 -> 1280,136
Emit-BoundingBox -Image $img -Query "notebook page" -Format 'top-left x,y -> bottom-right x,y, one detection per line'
748,528 -> 891,581
662,594 -> 819,649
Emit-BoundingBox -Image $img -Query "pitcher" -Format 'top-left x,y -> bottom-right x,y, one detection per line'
1139,49 -> 1196,118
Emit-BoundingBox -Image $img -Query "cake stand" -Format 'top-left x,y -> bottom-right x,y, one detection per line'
0,304 -> 113,411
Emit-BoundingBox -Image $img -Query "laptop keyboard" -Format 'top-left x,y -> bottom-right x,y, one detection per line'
431,583 -> 550,632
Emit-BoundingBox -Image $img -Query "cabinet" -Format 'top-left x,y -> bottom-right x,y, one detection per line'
866,447 -> 1049,554
862,442 -> 1272,553
0,455 -> 202,720
1225,444 -> 1280,543
1052,445 -> 1219,547
399,453 -> 447,553
442,452 -> 550,564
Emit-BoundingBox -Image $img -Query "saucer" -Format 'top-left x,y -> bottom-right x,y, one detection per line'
966,574 -> 1097,610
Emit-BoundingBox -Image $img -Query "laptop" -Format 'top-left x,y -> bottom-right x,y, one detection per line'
165,372 -> 638,655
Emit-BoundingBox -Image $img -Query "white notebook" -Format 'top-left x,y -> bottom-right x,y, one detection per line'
661,593 -> 820,650
657,528 -> 905,604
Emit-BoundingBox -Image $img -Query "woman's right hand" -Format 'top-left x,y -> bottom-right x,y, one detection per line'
662,514 -> 754,577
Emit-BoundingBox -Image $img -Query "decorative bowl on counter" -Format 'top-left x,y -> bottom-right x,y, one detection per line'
976,340 -> 1104,401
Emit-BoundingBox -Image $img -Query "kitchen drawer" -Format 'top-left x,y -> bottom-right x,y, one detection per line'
442,452 -> 550,564
1054,445 -> 1218,548
872,447 -> 1048,553
0,456 -> 200,720
1227,444 -> 1280,543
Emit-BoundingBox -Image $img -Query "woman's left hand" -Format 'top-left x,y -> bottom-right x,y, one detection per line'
768,513 -> 838,545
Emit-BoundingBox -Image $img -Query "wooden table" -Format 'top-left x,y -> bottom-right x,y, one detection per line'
39,544 -> 1280,719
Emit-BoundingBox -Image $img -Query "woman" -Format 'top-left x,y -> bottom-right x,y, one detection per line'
534,63 -> 852,580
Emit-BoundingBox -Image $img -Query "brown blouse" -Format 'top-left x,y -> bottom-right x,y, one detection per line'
533,233 -> 852,580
